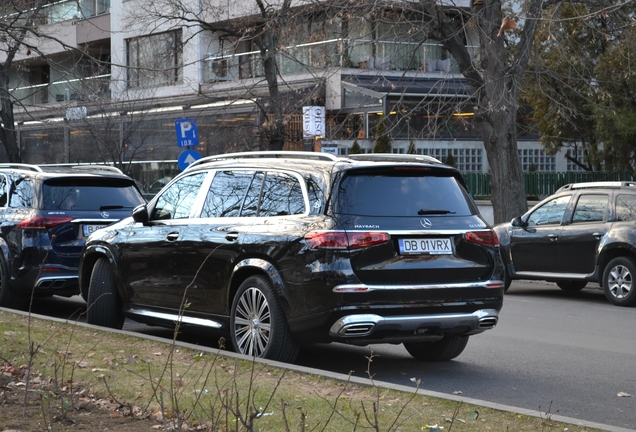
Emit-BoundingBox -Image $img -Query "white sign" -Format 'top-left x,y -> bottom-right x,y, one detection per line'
66,106 -> 87,121
303,106 -> 325,138
321,142 -> 338,155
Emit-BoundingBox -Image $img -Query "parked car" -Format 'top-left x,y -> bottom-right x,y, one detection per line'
0,164 -> 146,310
80,151 -> 504,363
494,181 -> 636,306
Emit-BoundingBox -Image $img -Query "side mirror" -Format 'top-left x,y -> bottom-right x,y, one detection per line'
511,216 -> 524,227
132,204 -> 149,225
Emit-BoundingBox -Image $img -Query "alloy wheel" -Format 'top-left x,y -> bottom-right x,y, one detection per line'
233,287 -> 271,357
607,264 -> 632,299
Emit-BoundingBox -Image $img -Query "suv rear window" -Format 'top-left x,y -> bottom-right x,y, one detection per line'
336,172 -> 472,217
42,178 -> 143,211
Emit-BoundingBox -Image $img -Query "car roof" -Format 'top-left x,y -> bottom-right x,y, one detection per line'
556,181 -> 636,193
0,163 -> 133,181
184,151 -> 454,174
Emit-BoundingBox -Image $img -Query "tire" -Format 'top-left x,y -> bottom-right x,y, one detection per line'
0,257 -> 28,310
503,266 -> 512,293
230,275 -> 299,363
603,257 -> 636,306
556,280 -> 587,292
404,335 -> 469,361
86,257 -> 124,329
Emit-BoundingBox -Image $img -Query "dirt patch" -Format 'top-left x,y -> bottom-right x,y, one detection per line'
0,364 -> 170,431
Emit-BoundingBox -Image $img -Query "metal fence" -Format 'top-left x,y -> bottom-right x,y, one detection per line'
463,171 -> 634,199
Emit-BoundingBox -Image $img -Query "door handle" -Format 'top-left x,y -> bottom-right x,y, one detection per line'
225,232 -> 239,242
166,232 -> 179,241
548,234 -> 558,241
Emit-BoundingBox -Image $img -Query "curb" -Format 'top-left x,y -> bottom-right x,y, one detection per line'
2,307 -> 634,432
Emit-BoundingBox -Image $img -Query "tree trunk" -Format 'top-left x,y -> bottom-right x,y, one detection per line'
0,73 -> 21,162
478,108 -> 528,224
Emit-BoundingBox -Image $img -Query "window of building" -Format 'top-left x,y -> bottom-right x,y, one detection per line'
417,148 -> 483,172
518,149 -> 555,172
127,30 -> 182,88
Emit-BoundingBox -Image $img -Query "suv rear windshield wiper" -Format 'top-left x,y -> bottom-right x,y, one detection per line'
100,205 -> 132,210
418,209 -> 456,215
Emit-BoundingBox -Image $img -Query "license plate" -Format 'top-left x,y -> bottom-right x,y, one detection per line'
82,224 -> 107,237
398,238 -> 453,255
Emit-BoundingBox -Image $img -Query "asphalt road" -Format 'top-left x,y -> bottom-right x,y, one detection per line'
30,280 -> 636,431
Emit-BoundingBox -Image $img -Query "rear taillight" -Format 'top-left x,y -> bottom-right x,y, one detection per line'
15,216 -> 74,230
465,231 -> 499,247
305,231 -> 390,250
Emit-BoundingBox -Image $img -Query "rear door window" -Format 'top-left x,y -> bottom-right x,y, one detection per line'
10,177 -> 37,209
336,172 -> 472,217
202,171 -> 256,218
571,194 -> 608,223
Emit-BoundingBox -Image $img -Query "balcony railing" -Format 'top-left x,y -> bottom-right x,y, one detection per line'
33,0 -> 109,26
203,38 -> 477,82
10,74 -> 111,106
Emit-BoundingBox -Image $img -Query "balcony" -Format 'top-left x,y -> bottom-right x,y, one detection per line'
34,0 -> 110,26
203,38 -> 477,82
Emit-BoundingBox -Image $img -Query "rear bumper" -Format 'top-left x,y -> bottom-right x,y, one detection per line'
329,308 -> 499,342
10,268 -> 80,297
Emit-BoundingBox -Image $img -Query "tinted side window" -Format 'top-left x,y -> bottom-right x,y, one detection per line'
336,173 -> 471,217
152,172 -> 206,220
9,176 -> 36,209
202,171 -> 255,218
616,194 -> 636,221
240,172 -> 264,217
0,175 -> 7,207
259,172 -> 305,216
527,195 -> 570,226
572,194 -> 608,223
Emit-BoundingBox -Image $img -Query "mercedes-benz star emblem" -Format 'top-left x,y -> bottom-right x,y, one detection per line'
420,218 -> 432,228
101,211 -> 110,218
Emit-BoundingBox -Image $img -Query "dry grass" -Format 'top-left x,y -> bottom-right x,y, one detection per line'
0,309 -> 604,431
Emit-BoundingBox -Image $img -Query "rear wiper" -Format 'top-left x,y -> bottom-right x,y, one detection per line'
100,205 -> 130,210
417,209 -> 456,215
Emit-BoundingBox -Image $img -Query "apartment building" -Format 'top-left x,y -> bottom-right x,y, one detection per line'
1,0 -> 576,186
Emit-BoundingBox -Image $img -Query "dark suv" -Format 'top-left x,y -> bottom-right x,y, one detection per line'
80,151 -> 504,363
0,164 -> 145,309
494,181 -> 636,306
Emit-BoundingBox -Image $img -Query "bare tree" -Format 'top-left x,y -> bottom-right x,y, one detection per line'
0,0 -> 51,162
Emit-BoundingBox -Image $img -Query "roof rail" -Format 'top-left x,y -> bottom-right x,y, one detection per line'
69,165 -> 124,175
346,154 -> 442,164
559,181 -> 636,192
0,163 -> 43,172
186,151 -> 339,170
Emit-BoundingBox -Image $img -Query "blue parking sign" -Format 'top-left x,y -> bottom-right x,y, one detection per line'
175,118 -> 199,147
